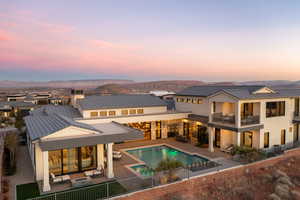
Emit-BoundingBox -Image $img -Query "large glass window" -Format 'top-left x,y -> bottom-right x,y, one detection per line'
100,111 -> 107,116
48,145 -> 97,175
49,150 -> 62,175
242,132 -> 253,147
121,110 -> 128,115
266,101 -> 285,118
129,109 -> 136,115
127,122 -> 151,140
81,146 -> 97,171
281,129 -> 286,145
156,121 -> 162,139
63,148 -> 79,174
264,132 -> 269,148
137,109 -> 144,114
90,112 -> 98,118
108,111 -> 116,116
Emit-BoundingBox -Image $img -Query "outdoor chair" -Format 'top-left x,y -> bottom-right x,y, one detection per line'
113,151 -> 122,160
84,167 -> 104,178
50,173 -> 70,184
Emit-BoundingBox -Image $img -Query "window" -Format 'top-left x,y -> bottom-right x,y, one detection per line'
266,101 -> 285,117
137,109 -> 144,114
121,110 -> 128,115
281,129 -> 286,145
108,111 -> 116,116
197,99 -> 203,104
129,109 -> 136,115
90,112 -> 98,118
242,132 -> 253,147
192,99 -> 197,104
99,111 -> 107,116
264,132 -> 269,148
187,98 -> 192,103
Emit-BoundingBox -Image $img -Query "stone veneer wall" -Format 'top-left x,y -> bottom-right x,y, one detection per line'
114,148 -> 300,200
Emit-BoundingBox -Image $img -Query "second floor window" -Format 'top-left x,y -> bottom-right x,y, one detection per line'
108,111 -> 116,116
266,101 -> 285,118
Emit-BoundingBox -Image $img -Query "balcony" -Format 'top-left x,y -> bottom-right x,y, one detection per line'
212,113 -> 235,125
241,115 -> 260,126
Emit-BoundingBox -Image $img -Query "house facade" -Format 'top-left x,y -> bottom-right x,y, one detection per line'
175,85 -> 300,152
24,86 -> 300,192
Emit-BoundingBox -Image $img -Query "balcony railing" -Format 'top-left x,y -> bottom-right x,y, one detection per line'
212,113 -> 235,125
241,115 -> 260,126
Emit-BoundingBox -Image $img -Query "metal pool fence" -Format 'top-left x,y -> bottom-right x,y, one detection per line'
27,160 -> 220,200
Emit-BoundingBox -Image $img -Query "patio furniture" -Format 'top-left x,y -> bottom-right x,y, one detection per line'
84,167 -> 104,177
113,151 -> 122,160
50,173 -> 70,184
71,177 -> 92,188
220,145 -> 234,154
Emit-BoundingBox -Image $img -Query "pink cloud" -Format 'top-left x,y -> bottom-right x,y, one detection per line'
91,40 -> 140,51
0,30 -> 14,41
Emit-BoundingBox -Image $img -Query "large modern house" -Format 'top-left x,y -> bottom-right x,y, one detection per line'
24,85 -> 300,192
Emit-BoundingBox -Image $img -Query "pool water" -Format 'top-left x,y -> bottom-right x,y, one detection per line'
127,145 -> 208,176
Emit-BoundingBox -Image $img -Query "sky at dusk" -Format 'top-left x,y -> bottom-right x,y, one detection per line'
0,0 -> 300,82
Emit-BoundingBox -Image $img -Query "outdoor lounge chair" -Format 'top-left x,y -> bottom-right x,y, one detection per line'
220,145 -> 234,154
113,151 -> 122,160
50,173 -> 70,184
84,167 -> 104,178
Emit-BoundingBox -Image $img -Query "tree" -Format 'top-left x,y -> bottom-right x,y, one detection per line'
155,158 -> 183,183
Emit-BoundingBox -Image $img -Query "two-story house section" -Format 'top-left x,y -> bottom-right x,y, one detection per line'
175,85 -> 300,152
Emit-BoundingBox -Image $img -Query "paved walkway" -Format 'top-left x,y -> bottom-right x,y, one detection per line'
6,145 -> 35,200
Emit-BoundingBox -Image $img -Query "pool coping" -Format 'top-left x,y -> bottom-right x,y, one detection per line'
121,143 -> 212,179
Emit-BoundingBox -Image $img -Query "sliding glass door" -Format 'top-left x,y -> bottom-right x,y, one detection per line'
49,145 -> 97,175
63,148 -> 79,174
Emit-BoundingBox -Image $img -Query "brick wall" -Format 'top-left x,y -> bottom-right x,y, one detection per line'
114,148 -> 300,200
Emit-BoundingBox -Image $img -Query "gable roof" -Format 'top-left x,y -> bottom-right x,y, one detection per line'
25,114 -> 100,141
177,85 -> 267,97
178,85 -> 300,100
77,94 -> 167,110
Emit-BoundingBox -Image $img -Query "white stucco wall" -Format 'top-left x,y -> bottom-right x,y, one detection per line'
174,96 -> 209,116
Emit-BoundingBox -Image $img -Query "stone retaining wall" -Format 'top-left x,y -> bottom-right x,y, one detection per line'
114,148 -> 300,200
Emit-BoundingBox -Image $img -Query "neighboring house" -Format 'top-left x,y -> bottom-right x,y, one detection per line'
6,92 -> 64,105
0,101 -> 36,118
175,85 -> 300,152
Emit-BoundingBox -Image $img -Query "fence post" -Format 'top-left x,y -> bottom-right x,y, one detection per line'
106,182 -> 109,199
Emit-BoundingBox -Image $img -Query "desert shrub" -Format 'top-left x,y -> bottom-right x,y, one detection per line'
231,146 -> 267,163
155,158 -> 183,183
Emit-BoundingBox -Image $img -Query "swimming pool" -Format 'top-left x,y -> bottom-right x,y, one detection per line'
126,145 -> 208,177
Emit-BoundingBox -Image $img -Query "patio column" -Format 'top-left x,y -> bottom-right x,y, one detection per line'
42,151 -> 51,192
236,132 -> 241,146
151,121 -> 156,140
97,144 -> 105,169
161,121 -> 168,139
258,129 -> 265,149
208,127 -> 214,152
106,143 -> 114,178
235,102 -> 241,128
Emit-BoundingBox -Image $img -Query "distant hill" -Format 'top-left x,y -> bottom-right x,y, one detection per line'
89,84 -> 133,95
123,80 -> 207,92
0,79 -> 134,88
238,80 -> 295,86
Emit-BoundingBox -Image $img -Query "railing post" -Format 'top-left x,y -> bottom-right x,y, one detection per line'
106,182 -> 109,199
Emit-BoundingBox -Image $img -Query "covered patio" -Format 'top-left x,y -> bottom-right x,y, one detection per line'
25,114 -> 143,193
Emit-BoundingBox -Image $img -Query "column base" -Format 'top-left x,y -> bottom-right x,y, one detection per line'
43,183 -> 51,192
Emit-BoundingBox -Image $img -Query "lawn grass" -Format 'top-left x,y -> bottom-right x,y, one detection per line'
16,181 -> 127,200
16,182 -> 40,200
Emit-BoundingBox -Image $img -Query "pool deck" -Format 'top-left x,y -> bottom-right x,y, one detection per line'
113,138 -> 239,179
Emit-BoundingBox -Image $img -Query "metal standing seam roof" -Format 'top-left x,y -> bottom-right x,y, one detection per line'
0,101 -> 36,108
77,94 -> 167,110
25,114 -> 101,141
177,85 -> 300,100
30,105 -> 82,118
